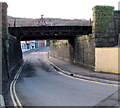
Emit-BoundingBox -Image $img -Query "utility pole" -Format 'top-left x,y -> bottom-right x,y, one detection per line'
90,18 -> 92,26
118,34 -> 120,46
13,18 -> 16,27
118,1 -> 120,10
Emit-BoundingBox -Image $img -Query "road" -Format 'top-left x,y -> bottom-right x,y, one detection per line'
14,47 -> 118,106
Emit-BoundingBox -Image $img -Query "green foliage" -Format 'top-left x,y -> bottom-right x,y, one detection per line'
50,40 -> 57,49
93,5 -> 114,35
50,40 -> 68,49
78,35 -> 89,41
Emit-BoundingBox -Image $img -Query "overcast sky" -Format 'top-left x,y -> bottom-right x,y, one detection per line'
0,0 -> 120,19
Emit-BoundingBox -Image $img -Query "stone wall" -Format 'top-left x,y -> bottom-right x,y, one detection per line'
93,6 -> 120,73
0,3 -> 2,95
74,35 -> 95,69
93,6 -> 120,47
114,11 -> 120,38
0,2 -> 23,97
50,5 -> 120,71
50,35 -> 95,70
50,41 -> 70,62
0,2 -> 8,95
7,36 -> 23,77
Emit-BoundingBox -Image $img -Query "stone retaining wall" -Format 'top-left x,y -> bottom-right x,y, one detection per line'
0,2 -> 8,95
50,35 -> 95,70
50,5 -> 120,72
0,2 -> 23,97
7,36 -> 23,77
74,35 -> 95,69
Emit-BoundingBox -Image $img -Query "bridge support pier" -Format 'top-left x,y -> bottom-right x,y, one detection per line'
0,2 -> 8,95
68,37 -> 76,63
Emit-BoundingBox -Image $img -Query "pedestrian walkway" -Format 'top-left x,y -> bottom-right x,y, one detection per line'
93,89 -> 119,107
0,95 -> 5,108
48,57 -> 119,83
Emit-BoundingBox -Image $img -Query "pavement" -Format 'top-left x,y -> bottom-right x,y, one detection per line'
47,56 -> 120,85
0,95 -> 5,108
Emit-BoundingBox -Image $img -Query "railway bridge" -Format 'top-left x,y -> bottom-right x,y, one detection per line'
8,25 -> 92,69
0,2 -> 93,96
8,26 -> 92,40
0,2 -> 119,101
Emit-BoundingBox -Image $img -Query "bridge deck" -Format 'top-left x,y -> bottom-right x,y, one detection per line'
8,26 -> 92,40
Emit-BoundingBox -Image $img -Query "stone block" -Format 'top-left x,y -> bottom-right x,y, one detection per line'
0,2 -> 8,95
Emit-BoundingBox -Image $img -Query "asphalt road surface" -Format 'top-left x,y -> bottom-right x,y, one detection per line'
15,47 -> 118,106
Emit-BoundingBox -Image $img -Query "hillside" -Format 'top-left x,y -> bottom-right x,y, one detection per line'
8,16 -> 91,27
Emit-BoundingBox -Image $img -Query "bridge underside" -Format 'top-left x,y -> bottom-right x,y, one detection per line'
15,36 -> 78,41
8,26 -> 92,41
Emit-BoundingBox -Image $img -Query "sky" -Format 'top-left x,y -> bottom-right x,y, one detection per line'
0,0 -> 120,19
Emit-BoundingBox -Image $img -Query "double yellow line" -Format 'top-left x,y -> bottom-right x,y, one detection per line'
10,52 -> 119,108
44,53 -> 119,87
10,62 -> 25,108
